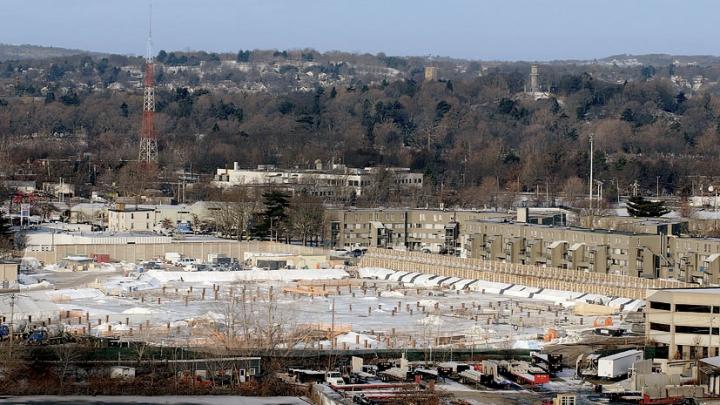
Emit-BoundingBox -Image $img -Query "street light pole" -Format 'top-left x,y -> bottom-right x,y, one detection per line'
589,133 -> 594,212
9,293 -> 15,359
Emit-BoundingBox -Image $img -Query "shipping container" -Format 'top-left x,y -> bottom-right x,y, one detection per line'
597,350 -> 643,378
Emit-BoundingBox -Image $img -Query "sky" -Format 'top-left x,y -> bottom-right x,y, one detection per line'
0,0 -> 717,61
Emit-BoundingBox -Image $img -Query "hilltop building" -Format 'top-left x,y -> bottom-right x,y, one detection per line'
424,66 -> 439,82
212,163 -> 423,198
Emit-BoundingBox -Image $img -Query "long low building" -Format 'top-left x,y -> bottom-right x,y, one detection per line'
25,238 -> 328,266
646,288 -> 720,361
325,207 -> 515,253
212,162 -> 424,197
325,207 -> 720,283
71,201 -> 221,231
463,220 -> 666,279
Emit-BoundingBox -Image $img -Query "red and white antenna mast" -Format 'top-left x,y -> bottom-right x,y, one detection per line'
138,2 -> 158,163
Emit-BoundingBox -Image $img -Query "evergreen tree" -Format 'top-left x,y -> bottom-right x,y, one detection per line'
0,211 -> 13,257
0,211 -> 11,237
626,196 -> 670,217
252,191 -> 291,240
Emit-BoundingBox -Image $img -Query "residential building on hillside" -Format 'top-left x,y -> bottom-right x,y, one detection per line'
668,237 -> 720,285
325,208 -> 512,253
42,181 -> 75,200
327,206 -> 720,283
577,215 -> 688,236
212,163 -> 423,198
463,220 -> 666,278
424,66 -> 439,81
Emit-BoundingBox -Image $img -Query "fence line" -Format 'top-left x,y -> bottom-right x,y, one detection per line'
359,248 -> 690,300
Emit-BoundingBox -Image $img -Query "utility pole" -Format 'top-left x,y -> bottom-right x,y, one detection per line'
589,133 -> 594,212
330,298 -> 336,350
9,293 -> 15,359
656,176 -> 660,199
614,178 -> 620,205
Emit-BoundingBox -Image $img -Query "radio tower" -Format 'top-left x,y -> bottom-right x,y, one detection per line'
138,3 -> 157,164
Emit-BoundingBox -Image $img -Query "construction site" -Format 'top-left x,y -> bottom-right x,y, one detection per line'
0,239 -> 715,404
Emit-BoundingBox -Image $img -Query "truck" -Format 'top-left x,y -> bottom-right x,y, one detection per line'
597,349 -> 643,379
207,253 -> 231,265
27,325 -> 67,345
0,324 -> 9,340
324,371 -> 345,385
165,252 -> 182,264
288,368 -> 326,384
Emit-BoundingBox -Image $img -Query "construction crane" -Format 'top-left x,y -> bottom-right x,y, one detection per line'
138,3 -> 158,164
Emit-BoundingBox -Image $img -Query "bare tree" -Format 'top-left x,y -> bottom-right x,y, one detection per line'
562,177 -> 586,207
288,194 -> 324,246
53,344 -> 81,394
210,187 -> 258,240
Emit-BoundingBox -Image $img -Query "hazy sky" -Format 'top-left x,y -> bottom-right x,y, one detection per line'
1,0 -> 717,61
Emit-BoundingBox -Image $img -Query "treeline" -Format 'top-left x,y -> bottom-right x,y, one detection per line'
2,51 -> 720,205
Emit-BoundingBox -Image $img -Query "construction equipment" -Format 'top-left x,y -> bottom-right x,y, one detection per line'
26,325 -> 68,345
531,352 -> 563,375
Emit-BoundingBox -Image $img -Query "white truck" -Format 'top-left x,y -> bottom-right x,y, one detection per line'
165,252 -> 182,264
324,371 -> 345,385
597,349 -> 643,378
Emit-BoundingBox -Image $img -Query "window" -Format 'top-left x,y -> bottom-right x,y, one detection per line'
649,322 -> 671,332
649,301 -> 671,311
676,304 -> 720,313
676,325 -> 719,335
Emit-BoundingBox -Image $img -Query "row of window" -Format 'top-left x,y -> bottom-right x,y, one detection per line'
650,322 -> 720,335
650,301 -> 720,313
394,178 -> 422,184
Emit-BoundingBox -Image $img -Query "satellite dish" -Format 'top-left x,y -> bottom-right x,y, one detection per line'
710,185 -> 715,192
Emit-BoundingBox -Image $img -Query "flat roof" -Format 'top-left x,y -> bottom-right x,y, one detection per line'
470,219 -> 655,237
701,356 -> 720,368
601,350 -> 643,360
654,287 -> 720,294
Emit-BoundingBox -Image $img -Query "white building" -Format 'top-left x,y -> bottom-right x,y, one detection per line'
42,182 -> 75,200
108,206 -> 155,232
73,202 -> 218,230
212,163 -> 424,197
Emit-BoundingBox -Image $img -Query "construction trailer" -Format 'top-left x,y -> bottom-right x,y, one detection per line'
597,350 -> 643,379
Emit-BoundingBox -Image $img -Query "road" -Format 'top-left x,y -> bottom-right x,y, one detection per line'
26,270 -> 123,290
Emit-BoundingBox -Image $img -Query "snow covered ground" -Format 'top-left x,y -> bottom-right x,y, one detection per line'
358,267 -> 644,311
1,265 -> 637,349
